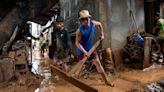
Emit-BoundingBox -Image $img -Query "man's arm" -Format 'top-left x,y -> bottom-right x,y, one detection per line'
75,29 -> 88,56
92,20 -> 104,40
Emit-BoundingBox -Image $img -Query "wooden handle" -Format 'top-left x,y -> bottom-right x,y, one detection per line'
67,39 -> 102,77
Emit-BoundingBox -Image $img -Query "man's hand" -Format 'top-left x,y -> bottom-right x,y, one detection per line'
100,35 -> 104,40
84,51 -> 90,57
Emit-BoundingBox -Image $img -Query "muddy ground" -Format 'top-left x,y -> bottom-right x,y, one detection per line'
0,64 -> 163,92
0,49 -> 164,92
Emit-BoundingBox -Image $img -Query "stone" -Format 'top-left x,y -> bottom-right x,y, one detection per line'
0,57 -> 14,82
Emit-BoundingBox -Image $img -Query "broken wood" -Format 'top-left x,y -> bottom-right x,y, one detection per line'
50,65 -> 98,92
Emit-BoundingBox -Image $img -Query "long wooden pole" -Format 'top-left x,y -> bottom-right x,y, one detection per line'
67,39 -> 102,77
50,65 -> 98,92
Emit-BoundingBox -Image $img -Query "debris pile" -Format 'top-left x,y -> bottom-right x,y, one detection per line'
146,80 -> 164,92
123,32 -> 144,65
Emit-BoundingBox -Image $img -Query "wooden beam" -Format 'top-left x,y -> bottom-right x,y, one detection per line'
50,65 -> 98,92
143,37 -> 152,68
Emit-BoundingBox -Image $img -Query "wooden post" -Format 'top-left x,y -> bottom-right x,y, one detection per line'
102,48 -> 114,72
112,48 -> 123,68
99,0 -> 111,48
143,37 -> 152,68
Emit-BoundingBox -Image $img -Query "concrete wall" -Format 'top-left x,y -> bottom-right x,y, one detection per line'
107,0 -> 145,48
161,2 -> 164,18
59,0 -> 99,33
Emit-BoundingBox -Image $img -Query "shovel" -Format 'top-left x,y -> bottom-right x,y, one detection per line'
67,39 -> 102,77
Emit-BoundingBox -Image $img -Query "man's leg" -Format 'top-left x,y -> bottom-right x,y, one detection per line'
63,63 -> 69,72
73,55 -> 84,78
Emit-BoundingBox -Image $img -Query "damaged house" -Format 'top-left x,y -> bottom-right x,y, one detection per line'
0,0 -> 164,92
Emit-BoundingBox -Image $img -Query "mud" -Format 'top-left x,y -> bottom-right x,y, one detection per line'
0,48 -> 164,92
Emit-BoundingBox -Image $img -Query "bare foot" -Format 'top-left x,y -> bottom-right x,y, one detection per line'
105,81 -> 114,87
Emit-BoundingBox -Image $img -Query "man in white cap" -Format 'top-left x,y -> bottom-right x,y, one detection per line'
75,10 -> 113,86
153,12 -> 164,55
153,12 -> 164,41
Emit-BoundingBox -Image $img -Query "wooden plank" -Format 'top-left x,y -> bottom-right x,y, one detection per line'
50,65 -> 98,92
143,37 -> 152,68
